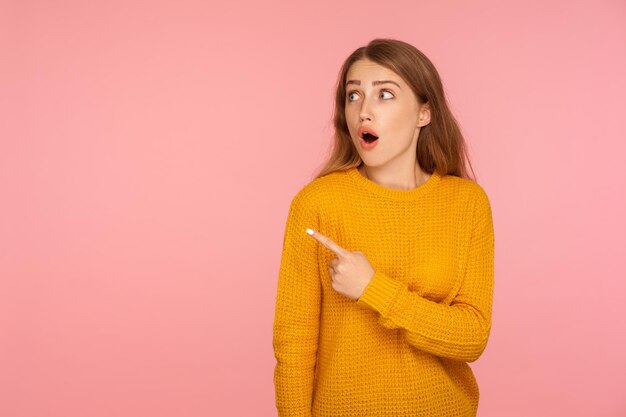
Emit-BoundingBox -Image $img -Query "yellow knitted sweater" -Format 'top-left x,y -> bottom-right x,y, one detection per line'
273,166 -> 495,417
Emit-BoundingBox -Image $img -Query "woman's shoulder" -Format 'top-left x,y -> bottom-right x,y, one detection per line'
288,169 -> 350,209
438,173 -> 491,210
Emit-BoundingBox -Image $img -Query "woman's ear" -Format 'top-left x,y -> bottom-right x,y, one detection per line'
417,104 -> 431,127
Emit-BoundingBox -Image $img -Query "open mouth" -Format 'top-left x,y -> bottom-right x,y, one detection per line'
361,132 -> 379,143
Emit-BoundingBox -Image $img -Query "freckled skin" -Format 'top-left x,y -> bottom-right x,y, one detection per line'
345,58 -> 432,190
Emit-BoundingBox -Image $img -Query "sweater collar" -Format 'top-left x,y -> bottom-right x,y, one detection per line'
346,166 -> 441,201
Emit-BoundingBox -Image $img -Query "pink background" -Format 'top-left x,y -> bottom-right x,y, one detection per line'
2,1 -> 625,416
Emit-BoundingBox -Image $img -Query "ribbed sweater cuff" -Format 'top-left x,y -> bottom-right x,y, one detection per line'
356,271 -> 403,314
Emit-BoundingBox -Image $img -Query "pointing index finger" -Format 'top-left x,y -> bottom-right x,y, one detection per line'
306,228 -> 350,257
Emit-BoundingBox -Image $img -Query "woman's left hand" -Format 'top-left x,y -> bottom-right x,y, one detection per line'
306,228 -> 374,301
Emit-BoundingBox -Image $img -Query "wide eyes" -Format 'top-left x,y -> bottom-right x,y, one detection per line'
347,89 -> 394,102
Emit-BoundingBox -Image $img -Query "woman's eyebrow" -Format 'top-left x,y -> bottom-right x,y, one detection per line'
345,80 -> 401,89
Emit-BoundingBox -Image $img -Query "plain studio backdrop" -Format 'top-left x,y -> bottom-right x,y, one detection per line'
1,0 -> 625,416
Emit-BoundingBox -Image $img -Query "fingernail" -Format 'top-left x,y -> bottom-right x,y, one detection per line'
306,228 -> 314,235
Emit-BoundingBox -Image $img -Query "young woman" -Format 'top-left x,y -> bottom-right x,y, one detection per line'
273,38 -> 495,417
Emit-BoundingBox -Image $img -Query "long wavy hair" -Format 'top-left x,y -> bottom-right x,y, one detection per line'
313,38 -> 476,182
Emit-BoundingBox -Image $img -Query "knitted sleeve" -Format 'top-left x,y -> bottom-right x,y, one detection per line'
272,189 -> 321,417
356,187 -> 495,362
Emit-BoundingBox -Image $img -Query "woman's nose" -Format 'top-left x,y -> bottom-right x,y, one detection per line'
359,99 -> 373,121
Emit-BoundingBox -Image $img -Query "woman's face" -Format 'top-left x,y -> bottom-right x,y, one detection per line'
344,59 -> 430,167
